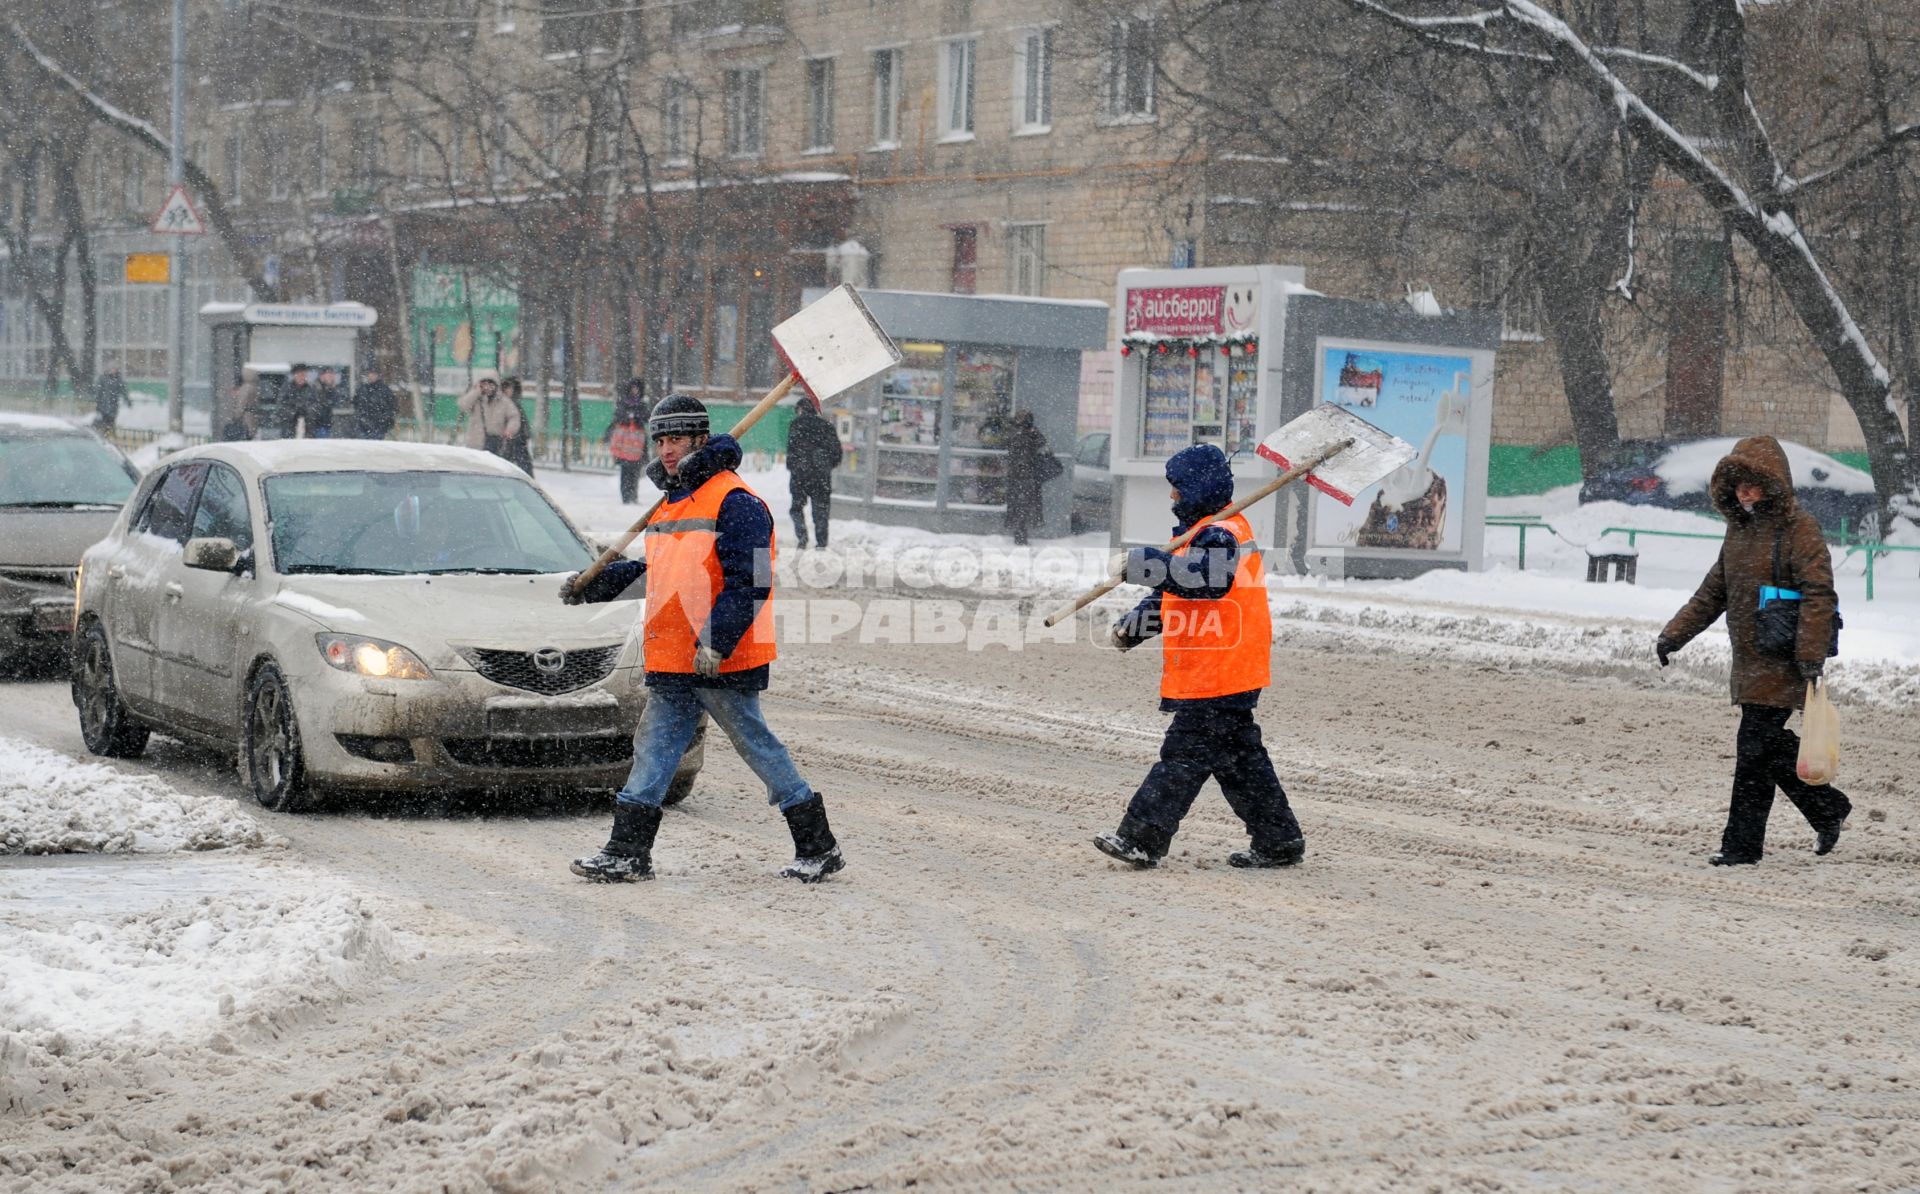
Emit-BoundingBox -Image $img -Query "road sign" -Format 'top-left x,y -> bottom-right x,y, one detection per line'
125,253 -> 170,284
151,184 -> 206,235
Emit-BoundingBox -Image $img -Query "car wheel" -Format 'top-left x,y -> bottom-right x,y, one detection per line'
72,621 -> 150,758
1854,509 -> 1881,545
660,716 -> 708,807
243,662 -> 312,812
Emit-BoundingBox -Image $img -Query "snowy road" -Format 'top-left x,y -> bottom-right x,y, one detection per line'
3,602 -> 1919,1190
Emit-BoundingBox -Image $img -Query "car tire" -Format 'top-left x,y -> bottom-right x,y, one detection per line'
72,621 -> 150,758
660,716 -> 707,807
243,662 -> 313,813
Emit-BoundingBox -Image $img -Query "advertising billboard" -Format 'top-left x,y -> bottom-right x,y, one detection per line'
1312,344 -> 1473,553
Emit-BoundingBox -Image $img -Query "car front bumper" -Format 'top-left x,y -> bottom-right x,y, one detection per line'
0,572 -> 77,657
292,663 -> 689,792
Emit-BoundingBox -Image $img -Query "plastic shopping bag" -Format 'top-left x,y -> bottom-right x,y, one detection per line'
1797,681 -> 1841,786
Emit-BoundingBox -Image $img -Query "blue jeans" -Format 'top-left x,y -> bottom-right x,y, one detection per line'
616,686 -> 814,811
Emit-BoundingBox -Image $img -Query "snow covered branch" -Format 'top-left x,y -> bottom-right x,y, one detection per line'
1,19 -> 273,299
1783,122 -> 1920,198
1591,46 -> 1717,92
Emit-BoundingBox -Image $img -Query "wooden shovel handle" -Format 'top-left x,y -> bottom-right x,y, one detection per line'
569,370 -> 800,594
1041,438 -> 1352,629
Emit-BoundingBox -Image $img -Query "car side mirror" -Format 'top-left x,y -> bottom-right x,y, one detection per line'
184,537 -> 240,573
1811,467 -> 1829,482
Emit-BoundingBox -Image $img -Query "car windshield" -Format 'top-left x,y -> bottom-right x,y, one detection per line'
0,433 -> 137,507
263,470 -> 593,576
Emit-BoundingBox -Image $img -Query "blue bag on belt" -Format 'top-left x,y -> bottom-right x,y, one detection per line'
1754,533 -> 1841,660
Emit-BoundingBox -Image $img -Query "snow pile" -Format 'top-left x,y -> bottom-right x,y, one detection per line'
0,878 -> 397,1113
0,735 -> 275,854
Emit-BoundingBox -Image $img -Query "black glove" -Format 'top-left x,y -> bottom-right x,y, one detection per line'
1108,624 -> 1141,652
559,572 -> 586,605
1797,659 -> 1824,682
1655,637 -> 1677,667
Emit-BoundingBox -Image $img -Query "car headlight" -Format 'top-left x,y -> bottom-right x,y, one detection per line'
316,634 -> 434,680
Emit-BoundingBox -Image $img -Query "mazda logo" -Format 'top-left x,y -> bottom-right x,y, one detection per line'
532,648 -> 567,675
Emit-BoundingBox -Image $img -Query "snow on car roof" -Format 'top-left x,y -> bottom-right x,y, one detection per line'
175,439 -> 530,478
1653,437 -> 1876,495
0,411 -> 89,433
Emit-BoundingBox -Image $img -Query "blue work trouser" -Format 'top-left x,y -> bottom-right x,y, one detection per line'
616,685 -> 815,811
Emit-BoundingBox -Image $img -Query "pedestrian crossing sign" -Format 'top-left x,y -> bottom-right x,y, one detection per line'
151,184 -> 206,235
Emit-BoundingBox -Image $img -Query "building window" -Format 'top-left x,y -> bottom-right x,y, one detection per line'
950,225 -> 978,294
1008,223 -> 1046,296
939,38 -> 976,140
353,120 -> 381,186
1106,16 -> 1157,119
664,79 -> 690,160
313,124 -> 330,194
805,57 -> 835,152
91,152 -> 114,214
223,130 -> 244,206
267,118 -> 293,201
488,104 -> 511,184
871,48 -> 900,147
724,67 -> 764,157
1015,28 -> 1053,133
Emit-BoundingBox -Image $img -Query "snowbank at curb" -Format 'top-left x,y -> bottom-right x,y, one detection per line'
0,874 -> 398,1114
0,735 -> 276,854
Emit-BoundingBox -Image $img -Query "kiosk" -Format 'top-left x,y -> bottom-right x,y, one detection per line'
200,302 -> 379,437
1109,266 -> 1499,577
814,289 -> 1108,536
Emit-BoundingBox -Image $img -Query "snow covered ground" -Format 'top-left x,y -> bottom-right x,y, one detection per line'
0,735 -> 274,854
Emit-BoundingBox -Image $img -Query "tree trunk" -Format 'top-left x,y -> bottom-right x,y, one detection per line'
383,217 -> 425,427
1533,263 -> 1622,482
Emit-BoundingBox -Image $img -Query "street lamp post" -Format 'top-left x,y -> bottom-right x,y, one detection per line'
166,0 -> 187,435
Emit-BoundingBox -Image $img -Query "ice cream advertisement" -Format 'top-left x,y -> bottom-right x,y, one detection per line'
1314,345 -> 1473,553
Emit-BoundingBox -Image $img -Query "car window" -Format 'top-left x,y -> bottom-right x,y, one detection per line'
133,462 -> 210,545
190,464 -> 254,551
263,469 -> 593,576
0,433 -> 138,506
1095,434 -> 1110,468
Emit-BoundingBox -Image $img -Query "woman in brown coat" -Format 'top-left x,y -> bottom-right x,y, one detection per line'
1657,435 -> 1851,865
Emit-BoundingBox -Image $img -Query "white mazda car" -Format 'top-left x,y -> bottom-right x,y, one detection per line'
70,440 -> 702,811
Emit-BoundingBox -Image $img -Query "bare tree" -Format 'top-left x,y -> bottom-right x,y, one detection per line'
1346,0 -> 1920,528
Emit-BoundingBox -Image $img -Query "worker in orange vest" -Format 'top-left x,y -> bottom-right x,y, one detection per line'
561,394 -> 844,884
1094,443 -> 1305,870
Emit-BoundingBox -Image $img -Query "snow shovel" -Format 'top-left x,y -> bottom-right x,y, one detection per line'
568,284 -> 900,595
1043,405 -> 1417,627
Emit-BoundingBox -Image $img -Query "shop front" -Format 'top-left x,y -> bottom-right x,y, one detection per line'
1109,265 -> 1303,549
819,289 -> 1108,535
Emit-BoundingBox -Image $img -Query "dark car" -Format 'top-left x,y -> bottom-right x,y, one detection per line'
1071,431 -> 1111,533
0,413 -> 141,671
1579,437 -> 1881,539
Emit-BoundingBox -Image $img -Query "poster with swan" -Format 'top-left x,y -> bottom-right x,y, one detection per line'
1312,345 -> 1474,553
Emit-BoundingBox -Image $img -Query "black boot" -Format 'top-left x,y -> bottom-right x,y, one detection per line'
780,795 -> 844,883
1094,815 -> 1173,869
1815,800 -> 1852,856
1229,836 -> 1306,868
1709,851 -> 1760,867
571,801 -> 662,882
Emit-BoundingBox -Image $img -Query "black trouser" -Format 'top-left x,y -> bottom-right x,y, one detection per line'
618,459 -> 644,505
1125,707 -> 1301,851
1721,704 -> 1852,860
790,476 -> 831,546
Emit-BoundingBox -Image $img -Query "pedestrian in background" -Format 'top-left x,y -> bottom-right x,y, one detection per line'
605,378 -> 650,504
1657,435 -> 1851,866
221,368 -> 260,441
457,370 -> 521,463
312,368 -> 344,439
93,366 -> 126,431
352,364 -> 397,440
278,364 -> 325,438
784,397 -> 842,548
1003,410 -> 1061,547
501,376 -> 535,474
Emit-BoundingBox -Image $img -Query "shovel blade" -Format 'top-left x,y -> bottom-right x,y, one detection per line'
1255,405 -> 1416,505
773,284 -> 903,403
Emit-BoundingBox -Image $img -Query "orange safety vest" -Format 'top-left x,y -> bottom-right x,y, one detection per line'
1160,512 -> 1272,701
643,472 -> 778,674
608,421 -> 648,462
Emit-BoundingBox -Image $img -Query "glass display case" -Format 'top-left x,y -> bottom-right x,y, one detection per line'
874,341 -> 946,503
946,347 -> 1016,508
